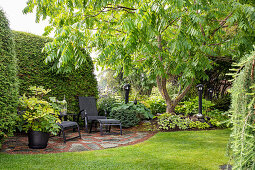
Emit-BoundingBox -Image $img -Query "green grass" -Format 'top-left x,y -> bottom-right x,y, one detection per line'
0,129 -> 230,170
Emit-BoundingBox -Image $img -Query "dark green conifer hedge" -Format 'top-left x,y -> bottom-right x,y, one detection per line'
0,9 -> 19,146
13,31 -> 98,112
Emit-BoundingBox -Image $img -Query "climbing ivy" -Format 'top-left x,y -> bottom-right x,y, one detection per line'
229,51 -> 255,169
13,31 -> 98,113
0,9 -> 19,147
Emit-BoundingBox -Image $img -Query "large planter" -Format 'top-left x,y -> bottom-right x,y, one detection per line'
28,130 -> 49,149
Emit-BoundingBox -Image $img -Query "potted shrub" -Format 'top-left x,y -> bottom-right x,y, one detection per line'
18,86 -> 61,149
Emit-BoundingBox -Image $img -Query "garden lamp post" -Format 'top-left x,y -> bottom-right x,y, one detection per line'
208,88 -> 213,101
123,84 -> 131,104
196,84 -> 204,118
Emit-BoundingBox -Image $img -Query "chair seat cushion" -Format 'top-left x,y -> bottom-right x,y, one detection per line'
58,121 -> 78,128
97,119 -> 121,124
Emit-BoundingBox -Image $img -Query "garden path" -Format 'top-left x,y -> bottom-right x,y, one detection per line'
1,129 -> 155,154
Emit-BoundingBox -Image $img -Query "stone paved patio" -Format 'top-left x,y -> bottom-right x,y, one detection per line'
1,128 -> 155,154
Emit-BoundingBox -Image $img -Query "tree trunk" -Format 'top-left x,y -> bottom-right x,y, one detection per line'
156,34 -> 194,113
157,76 -> 194,113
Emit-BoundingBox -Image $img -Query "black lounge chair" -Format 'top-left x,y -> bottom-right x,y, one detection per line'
78,96 -> 122,135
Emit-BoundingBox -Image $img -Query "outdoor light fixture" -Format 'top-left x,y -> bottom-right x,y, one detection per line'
123,84 -> 131,104
196,84 -> 204,118
208,88 -> 213,101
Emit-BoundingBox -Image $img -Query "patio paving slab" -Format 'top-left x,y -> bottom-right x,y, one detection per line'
1,129 -> 156,154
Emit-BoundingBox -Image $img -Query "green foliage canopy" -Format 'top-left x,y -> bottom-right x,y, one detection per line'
0,8 -> 19,146
23,0 -> 255,112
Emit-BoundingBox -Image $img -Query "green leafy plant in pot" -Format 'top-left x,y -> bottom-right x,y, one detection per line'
19,86 -> 61,149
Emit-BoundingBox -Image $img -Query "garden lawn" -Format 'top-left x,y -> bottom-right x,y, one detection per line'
0,129 -> 230,170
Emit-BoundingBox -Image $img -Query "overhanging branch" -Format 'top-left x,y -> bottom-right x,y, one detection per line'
210,12 -> 233,37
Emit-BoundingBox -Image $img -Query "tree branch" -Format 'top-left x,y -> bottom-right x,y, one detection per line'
84,5 -> 137,20
207,40 -> 229,46
251,57 -> 255,81
105,5 -> 137,11
200,23 -> 205,37
210,12 -> 233,37
207,55 -> 233,62
161,17 -> 180,33
173,78 -> 194,106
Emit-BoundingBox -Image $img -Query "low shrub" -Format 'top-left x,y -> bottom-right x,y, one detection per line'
156,113 -> 191,130
97,96 -> 118,116
208,118 -> 221,127
109,103 -> 152,128
175,97 -> 214,116
156,113 -> 218,130
189,121 -> 210,129
213,95 -> 231,111
18,86 -> 61,135
204,109 -> 229,127
143,97 -> 166,115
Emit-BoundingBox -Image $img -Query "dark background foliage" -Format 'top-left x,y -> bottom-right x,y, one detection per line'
0,9 -> 19,145
13,31 -> 98,113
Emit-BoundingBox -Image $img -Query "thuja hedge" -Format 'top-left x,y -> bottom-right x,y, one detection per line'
13,31 -> 98,112
0,9 -> 19,146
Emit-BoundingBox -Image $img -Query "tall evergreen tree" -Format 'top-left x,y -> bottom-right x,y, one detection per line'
0,8 -> 19,145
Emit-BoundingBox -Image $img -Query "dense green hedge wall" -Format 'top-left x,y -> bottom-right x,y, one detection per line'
13,31 -> 98,112
0,9 -> 19,146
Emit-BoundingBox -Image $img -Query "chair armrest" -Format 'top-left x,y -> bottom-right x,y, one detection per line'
104,110 -> 108,117
79,109 -> 88,120
61,113 -> 79,122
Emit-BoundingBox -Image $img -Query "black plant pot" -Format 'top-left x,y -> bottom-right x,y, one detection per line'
28,130 -> 49,149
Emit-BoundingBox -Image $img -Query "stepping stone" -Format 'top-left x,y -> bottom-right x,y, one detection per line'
81,137 -> 93,140
15,142 -> 27,147
13,149 -> 33,152
136,132 -> 148,135
45,148 -> 54,152
117,141 -> 130,145
94,137 -> 107,140
81,141 -> 93,144
100,143 -> 118,148
126,138 -> 137,142
103,139 -> 120,142
123,135 -> 132,138
123,131 -> 133,134
133,136 -> 143,139
1,148 -> 12,152
55,145 -> 66,149
87,144 -> 101,150
69,144 -> 89,152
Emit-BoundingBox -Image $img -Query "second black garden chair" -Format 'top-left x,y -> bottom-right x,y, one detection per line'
52,97 -> 81,143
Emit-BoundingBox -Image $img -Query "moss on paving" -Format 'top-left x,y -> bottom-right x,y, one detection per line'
0,129 -> 230,170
